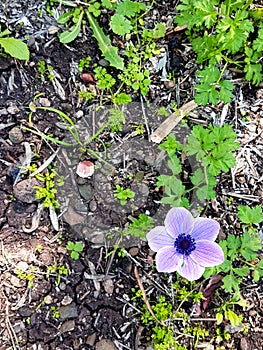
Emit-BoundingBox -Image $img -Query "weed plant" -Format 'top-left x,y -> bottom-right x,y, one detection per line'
157,124 -> 239,208
175,0 -> 263,104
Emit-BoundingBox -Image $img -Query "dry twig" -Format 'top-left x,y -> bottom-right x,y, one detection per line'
151,100 -> 197,143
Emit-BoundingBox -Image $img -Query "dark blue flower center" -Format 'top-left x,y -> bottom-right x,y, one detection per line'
174,234 -> 196,256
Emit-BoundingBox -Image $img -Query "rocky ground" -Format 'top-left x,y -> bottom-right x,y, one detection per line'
0,1 -> 263,349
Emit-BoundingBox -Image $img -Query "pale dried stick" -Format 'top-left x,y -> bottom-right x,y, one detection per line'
134,266 -> 160,324
151,100 -> 198,144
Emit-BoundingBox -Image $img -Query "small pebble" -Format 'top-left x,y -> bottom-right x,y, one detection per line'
95,339 -> 117,350
39,97 -> 51,107
7,105 -> 19,114
9,127 -> 23,144
61,295 -> 73,306
60,320 -> 75,333
16,261 -> 29,271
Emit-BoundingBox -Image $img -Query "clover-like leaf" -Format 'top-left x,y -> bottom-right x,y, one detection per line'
110,14 -> 132,35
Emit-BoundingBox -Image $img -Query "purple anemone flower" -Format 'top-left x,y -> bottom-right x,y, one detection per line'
146,207 -> 224,281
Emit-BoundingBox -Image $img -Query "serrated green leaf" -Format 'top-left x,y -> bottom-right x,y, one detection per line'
158,134 -> 182,157
116,0 -> 145,18
233,266 -> 249,277
244,63 -> 262,85
219,80 -> 234,103
240,231 -> 262,260
217,11 -> 254,53
238,205 -> 263,224
87,13 -> 124,70
58,11 -> 83,43
167,155 -> 182,175
0,37 -> 30,60
101,0 -> 115,9
253,27 -> 263,52
195,0 -> 218,29
222,274 -> 240,293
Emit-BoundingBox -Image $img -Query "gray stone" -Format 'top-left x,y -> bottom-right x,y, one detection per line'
95,339 -> 117,350
13,178 -> 41,203
60,320 -> 75,333
59,303 -> 78,321
9,126 -> 23,143
78,183 -> 93,201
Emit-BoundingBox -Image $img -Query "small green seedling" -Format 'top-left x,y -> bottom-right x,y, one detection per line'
51,306 -> 60,319
15,269 -> 35,288
34,167 -> 64,209
0,29 -> 29,60
114,184 -> 135,205
66,241 -> 84,260
46,264 -> 68,286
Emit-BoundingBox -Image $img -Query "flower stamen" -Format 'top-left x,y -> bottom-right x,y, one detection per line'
174,234 -> 196,256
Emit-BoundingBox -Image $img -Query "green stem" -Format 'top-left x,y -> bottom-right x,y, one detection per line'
86,148 -> 115,171
243,0 -> 254,12
217,62 -> 229,83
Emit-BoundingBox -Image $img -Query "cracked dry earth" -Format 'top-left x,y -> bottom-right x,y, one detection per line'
0,0 -> 263,350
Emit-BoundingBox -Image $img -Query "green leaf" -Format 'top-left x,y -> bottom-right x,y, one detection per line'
233,266 -> 249,277
238,205 -> 263,224
167,155 -> 182,175
126,214 -> 154,239
110,14 -> 132,35
226,234 -> 240,260
219,80 -> 234,103
240,231 -> 262,260
158,134 -> 182,157
195,0 -> 218,29
101,0 -> 115,9
71,251 -> 79,260
57,10 -> 74,24
254,260 -> 263,282
87,13 -> 124,70
244,63 -> 262,85
112,93 -> 132,105
222,274 -> 240,293
227,309 -> 241,327
58,11 -> 83,43
216,312 -> 223,325
116,0 -> 145,18
74,242 -> 84,252
217,11 -> 254,54
0,37 -> 30,60
253,26 -> 263,52
66,241 -> 75,251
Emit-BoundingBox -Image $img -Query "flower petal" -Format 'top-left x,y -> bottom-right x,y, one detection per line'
190,240 -> 224,267
177,256 -> 205,281
191,218 -> 220,242
155,247 -> 182,273
164,207 -> 194,238
146,226 -> 174,252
